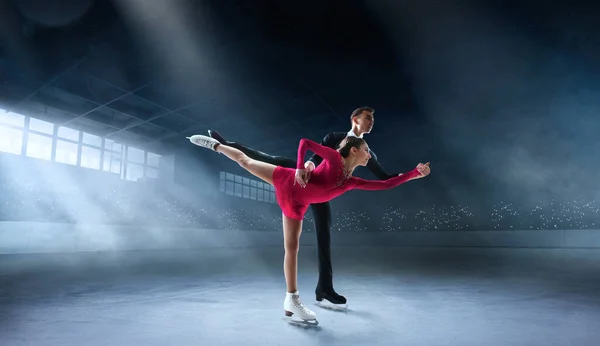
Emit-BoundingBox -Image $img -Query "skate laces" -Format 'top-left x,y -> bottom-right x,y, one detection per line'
292,296 -> 311,313
194,136 -> 215,149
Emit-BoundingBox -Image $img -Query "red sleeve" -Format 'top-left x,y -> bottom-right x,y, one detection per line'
296,138 -> 341,170
348,168 -> 421,191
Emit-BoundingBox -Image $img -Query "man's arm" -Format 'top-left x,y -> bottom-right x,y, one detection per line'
365,149 -> 401,180
304,133 -> 337,170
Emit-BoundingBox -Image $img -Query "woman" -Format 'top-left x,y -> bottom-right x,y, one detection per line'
188,134 -> 430,324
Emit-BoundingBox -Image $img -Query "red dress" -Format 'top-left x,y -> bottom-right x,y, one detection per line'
272,138 -> 421,220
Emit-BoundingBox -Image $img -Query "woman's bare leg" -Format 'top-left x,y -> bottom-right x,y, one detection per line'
215,143 -> 277,185
282,214 -> 303,292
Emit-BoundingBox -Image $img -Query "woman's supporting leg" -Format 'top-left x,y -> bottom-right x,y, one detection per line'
282,214 -> 303,292
281,213 -> 317,322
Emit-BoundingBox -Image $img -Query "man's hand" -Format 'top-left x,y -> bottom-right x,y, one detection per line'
297,161 -> 315,185
304,161 -> 315,172
415,162 -> 431,178
294,168 -> 310,188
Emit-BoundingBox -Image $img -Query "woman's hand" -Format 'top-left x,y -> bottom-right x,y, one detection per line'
415,162 -> 431,178
294,168 -> 310,188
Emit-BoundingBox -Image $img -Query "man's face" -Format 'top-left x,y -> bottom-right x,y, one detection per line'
354,111 -> 374,134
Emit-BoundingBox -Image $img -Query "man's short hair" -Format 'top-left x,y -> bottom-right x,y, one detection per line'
350,106 -> 375,119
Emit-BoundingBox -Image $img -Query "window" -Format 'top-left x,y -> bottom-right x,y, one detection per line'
0,111 -> 25,127
234,175 -> 243,197
0,112 -> 166,183
127,146 -> 145,164
147,152 -> 161,167
219,172 -> 226,192
82,133 -> 102,147
104,139 -> 122,153
126,162 -> 144,181
218,171 -> 276,204
257,189 -> 264,201
57,126 -> 80,141
81,146 -> 101,170
103,152 -> 122,174
55,140 -> 78,166
26,133 -> 52,160
0,126 -> 23,154
29,118 -> 54,134
226,180 -> 234,195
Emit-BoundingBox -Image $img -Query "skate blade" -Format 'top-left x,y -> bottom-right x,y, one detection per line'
282,316 -> 319,327
315,301 -> 348,311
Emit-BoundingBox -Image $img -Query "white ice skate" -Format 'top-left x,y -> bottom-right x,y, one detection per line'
282,291 -> 319,326
187,135 -> 220,152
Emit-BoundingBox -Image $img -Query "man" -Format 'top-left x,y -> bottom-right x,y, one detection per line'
208,106 -> 405,307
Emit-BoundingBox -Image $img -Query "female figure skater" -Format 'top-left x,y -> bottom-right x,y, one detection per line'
187,134 -> 430,325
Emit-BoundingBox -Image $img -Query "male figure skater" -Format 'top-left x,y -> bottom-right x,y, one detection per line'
208,107 -> 403,307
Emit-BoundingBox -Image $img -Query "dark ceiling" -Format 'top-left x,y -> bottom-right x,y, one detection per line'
2,0 -> 600,192
0,0 -> 421,157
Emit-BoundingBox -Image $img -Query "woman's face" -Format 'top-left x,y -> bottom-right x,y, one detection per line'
353,143 -> 371,166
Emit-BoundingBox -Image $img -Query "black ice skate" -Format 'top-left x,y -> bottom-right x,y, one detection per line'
315,288 -> 348,310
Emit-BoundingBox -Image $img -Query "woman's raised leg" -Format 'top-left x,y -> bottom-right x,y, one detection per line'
188,135 -> 276,185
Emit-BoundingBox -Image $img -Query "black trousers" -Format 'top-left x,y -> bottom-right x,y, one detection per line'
227,141 -> 335,291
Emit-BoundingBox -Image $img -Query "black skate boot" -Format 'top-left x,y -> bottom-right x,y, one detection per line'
315,287 -> 348,310
208,130 -> 229,145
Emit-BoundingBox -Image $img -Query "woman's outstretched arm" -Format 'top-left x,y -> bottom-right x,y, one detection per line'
348,163 -> 430,191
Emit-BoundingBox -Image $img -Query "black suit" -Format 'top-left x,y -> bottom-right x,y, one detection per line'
224,131 -> 398,293
305,132 -> 398,292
